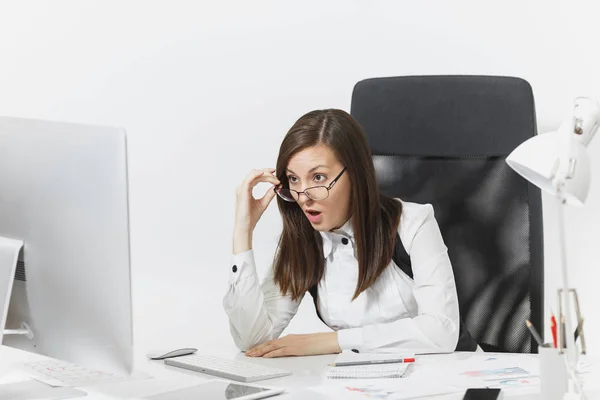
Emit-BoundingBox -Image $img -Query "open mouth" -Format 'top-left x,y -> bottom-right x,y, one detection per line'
305,209 -> 323,222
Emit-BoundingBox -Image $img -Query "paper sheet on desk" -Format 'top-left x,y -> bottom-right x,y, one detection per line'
315,360 -> 463,400
310,377 -> 464,400
313,354 -> 542,399
430,354 -> 541,390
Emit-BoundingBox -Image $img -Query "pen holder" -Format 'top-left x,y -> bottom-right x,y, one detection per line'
540,346 -> 568,400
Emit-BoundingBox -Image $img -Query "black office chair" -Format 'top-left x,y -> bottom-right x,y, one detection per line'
350,76 -> 543,353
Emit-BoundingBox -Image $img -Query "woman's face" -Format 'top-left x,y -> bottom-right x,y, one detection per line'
285,145 -> 351,231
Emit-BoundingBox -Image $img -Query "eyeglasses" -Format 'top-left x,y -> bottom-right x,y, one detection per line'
274,167 -> 347,202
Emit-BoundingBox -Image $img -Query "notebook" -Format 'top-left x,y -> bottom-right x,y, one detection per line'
331,351 -> 415,365
326,363 -> 412,379
325,351 -> 415,379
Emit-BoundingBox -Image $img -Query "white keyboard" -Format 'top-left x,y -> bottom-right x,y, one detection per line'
23,359 -> 127,387
164,354 -> 292,382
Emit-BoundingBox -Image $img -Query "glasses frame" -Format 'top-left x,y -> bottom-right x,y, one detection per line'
274,167 -> 347,202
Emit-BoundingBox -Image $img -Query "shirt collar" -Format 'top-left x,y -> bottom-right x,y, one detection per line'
320,217 -> 354,259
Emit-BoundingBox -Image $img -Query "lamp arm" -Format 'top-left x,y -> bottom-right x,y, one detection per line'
555,185 -> 578,365
552,117 -> 577,190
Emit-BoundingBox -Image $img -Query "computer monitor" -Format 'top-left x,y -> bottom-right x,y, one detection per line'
0,115 -> 133,375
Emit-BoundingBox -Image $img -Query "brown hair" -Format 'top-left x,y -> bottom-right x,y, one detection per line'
273,109 -> 402,301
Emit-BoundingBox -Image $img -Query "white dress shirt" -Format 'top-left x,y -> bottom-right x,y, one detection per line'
223,200 -> 460,354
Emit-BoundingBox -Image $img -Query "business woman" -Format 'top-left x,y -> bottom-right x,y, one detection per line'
223,109 -> 462,358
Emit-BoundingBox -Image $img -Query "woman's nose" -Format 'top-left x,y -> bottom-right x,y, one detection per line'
297,191 -> 314,206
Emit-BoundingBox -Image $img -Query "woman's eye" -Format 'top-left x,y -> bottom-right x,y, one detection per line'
314,174 -> 327,183
288,176 -> 298,184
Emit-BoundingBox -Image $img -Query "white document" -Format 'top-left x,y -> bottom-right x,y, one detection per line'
316,354 -> 542,399
311,377 -> 464,400
431,354 -> 540,389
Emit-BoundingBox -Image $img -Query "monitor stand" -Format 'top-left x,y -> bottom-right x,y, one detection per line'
0,237 -> 32,343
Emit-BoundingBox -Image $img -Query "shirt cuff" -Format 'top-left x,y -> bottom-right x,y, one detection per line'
337,327 -> 364,352
229,249 -> 257,285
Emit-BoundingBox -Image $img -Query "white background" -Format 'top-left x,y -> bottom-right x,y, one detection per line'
1,0 -> 599,363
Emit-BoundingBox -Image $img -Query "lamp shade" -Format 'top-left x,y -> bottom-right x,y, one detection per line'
507,97 -> 600,206
506,130 -> 591,206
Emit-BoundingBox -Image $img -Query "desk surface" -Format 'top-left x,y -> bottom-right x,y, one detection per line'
0,345 -> 597,399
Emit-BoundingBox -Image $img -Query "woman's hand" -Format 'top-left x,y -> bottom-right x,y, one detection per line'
245,332 -> 342,358
233,168 -> 280,254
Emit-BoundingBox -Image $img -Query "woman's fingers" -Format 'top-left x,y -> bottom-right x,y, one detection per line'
244,169 -> 279,189
242,169 -> 266,187
263,347 -> 294,358
259,186 -> 278,209
245,343 -> 266,357
246,339 -> 281,357
250,172 -> 280,187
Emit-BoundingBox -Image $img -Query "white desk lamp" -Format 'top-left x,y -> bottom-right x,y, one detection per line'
506,97 -> 600,399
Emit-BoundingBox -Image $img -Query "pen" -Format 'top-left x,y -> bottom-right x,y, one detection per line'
525,320 -> 545,348
561,316 -> 567,348
550,314 -> 558,348
574,318 -> 584,342
328,358 -> 415,367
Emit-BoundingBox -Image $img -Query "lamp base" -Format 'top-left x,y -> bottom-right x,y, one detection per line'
556,288 -> 586,399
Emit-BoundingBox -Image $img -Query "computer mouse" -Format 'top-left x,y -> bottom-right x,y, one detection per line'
147,347 -> 197,360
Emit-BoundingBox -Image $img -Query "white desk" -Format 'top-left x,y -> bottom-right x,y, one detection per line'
0,345 -> 598,399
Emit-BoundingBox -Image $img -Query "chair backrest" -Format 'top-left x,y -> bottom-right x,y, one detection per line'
350,76 -> 543,353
